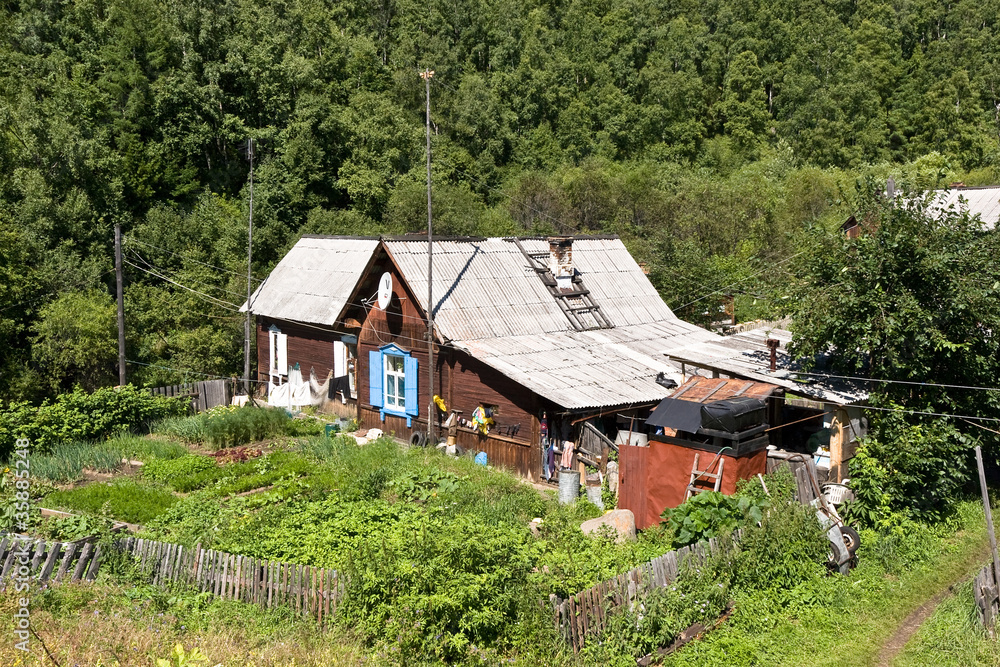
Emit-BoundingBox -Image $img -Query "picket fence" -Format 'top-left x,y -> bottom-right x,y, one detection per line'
0,536 -> 102,587
550,534 -> 735,653
974,563 -> 1000,636
149,379 -> 233,413
120,538 -> 346,626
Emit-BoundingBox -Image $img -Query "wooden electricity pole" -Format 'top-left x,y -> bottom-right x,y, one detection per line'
115,223 -> 126,386
421,68 -> 435,445
244,138 -> 254,395
975,446 -> 1000,589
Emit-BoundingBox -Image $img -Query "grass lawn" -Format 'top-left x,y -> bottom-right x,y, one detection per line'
891,580 -> 1000,667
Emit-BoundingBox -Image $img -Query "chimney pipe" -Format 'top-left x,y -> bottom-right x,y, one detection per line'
548,237 -> 574,289
765,338 -> 780,372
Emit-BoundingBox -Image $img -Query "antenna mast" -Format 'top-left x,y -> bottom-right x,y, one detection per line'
244,138 -> 254,395
421,68 -> 435,445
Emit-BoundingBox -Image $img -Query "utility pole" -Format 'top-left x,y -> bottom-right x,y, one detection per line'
975,446 -> 1000,592
244,138 -> 254,395
115,223 -> 126,386
421,68 -> 435,445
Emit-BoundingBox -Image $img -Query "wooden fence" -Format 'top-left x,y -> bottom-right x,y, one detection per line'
550,535 -> 734,653
150,379 -> 233,413
0,536 -> 103,587
974,563 -> 1000,636
120,538 -> 346,626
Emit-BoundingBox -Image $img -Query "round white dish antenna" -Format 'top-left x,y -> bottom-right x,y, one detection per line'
377,272 -> 393,310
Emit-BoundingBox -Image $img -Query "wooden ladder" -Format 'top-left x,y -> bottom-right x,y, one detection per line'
686,453 -> 725,499
511,239 -> 613,331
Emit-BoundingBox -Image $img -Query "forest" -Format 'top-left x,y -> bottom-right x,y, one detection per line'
2,0 -> 1000,399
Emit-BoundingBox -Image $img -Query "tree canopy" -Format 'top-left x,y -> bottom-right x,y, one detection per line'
2,0 -> 1000,398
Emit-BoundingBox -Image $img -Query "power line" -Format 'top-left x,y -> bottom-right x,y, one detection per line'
126,359 -> 265,382
125,237 -> 264,283
123,259 -> 241,312
672,251 -> 806,312
128,249 -> 249,299
858,403 -> 1000,423
0,269 -> 116,314
789,370 -> 1000,393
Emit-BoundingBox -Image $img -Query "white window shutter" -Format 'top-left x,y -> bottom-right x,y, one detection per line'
334,341 -> 347,377
277,333 -> 288,374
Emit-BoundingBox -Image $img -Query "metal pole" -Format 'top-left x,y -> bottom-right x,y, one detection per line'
115,223 -> 126,386
975,446 -> 1000,588
421,68 -> 435,445
244,138 -> 254,395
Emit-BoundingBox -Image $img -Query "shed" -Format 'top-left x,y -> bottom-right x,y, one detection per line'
619,377 -> 781,529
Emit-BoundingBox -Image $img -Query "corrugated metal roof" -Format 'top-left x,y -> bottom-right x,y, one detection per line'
241,236 -> 379,326
668,376 -> 780,402
450,320 -> 724,410
248,234 -> 861,410
925,186 -> 1000,229
384,237 -> 676,341
662,328 -> 867,404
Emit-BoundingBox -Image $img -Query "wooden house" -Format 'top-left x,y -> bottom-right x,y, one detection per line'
242,236 -> 380,419
247,234 -> 731,479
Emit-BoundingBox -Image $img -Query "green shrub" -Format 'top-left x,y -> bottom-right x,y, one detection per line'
846,413 -> 974,525
582,553 -> 731,662
0,386 -> 187,459
662,491 -> 769,549
44,480 -> 179,524
38,513 -> 114,541
731,496 -> 829,592
341,513 -> 539,662
142,455 -> 218,484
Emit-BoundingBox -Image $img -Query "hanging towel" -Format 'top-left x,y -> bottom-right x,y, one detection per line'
560,440 -> 574,469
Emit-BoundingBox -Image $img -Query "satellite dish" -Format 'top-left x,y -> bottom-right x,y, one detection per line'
377,272 -> 393,310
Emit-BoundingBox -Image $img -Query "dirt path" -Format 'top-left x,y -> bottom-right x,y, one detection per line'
875,541 -> 991,667
874,584 -> 957,667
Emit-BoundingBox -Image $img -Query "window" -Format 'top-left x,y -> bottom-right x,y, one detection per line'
369,344 -> 418,426
384,354 -> 405,411
334,339 -> 359,398
269,326 -> 287,376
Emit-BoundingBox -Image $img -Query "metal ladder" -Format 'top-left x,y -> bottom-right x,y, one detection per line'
686,453 -> 725,499
511,239 -> 613,331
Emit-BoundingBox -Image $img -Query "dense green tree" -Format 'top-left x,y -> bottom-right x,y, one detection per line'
4,0 -> 1000,400
789,188 -> 1000,420
31,290 -> 118,392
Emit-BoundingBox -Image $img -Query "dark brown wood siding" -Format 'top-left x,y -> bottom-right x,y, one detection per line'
255,317 -> 359,413
256,317 -> 339,383
354,252 -> 542,479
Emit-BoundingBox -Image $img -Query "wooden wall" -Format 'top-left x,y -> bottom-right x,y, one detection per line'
353,251 -> 542,479
256,317 -> 341,383
255,317 -> 358,411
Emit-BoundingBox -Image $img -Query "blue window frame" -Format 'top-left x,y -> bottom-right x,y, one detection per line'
369,344 -> 419,427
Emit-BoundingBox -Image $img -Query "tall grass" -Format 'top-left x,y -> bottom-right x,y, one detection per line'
106,433 -> 188,461
30,441 -> 124,483
155,405 -> 292,449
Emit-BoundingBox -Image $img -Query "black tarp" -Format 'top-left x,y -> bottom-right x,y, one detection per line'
700,397 -> 766,433
645,398 -> 703,433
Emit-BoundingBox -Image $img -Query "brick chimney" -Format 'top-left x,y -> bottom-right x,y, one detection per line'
548,237 -> 574,289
